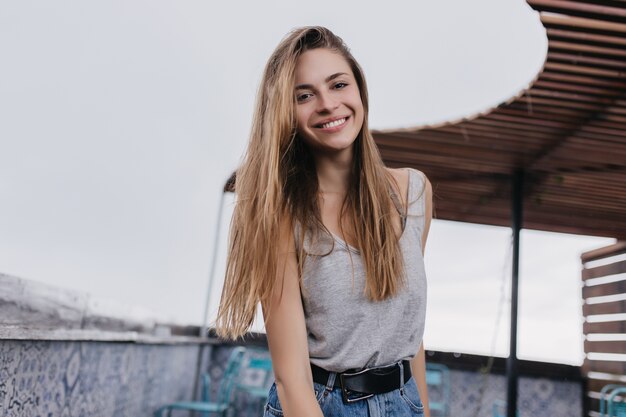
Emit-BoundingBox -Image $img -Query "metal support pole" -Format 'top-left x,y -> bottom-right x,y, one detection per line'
192,189 -> 226,401
507,168 -> 523,417
189,174 -> 236,402
200,190 -> 226,337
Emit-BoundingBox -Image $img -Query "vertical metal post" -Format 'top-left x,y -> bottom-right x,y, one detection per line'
200,190 -> 226,337
507,168 -> 523,417
192,189 -> 226,400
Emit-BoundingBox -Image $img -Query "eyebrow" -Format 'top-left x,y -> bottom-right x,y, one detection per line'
295,72 -> 349,90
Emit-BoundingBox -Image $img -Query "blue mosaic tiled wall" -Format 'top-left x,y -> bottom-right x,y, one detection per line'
0,340 -> 582,417
447,369 -> 581,417
0,340 -> 204,417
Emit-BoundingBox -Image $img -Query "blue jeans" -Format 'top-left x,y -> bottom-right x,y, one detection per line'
263,372 -> 425,416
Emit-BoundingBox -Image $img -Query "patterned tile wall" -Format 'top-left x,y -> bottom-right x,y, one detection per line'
0,340 -> 582,417
447,369 -> 582,417
0,340 -> 203,417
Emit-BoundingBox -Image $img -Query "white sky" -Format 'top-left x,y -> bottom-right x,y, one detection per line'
0,0 -> 616,366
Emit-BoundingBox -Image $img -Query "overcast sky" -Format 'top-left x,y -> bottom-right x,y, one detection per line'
0,0 -> 615,366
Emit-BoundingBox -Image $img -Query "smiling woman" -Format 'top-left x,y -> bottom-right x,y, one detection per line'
215,26 -> 433,417
294,49 -> 364,157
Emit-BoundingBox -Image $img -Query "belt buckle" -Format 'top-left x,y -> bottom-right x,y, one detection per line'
339,367 -> 375,403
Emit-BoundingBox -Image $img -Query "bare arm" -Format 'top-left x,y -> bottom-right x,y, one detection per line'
411,342 -> 430,417
261,220 -> 323,417
411,173 -> 433,417
421,173 -> 432,253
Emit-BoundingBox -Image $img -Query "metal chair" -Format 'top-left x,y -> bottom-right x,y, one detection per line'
600,384 -> 626,417
154,347 -> 246,417
235,350 -> 273,414
425,363 -> 450,417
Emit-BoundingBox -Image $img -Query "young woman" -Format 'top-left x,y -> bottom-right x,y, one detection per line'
216,26 -> 433,417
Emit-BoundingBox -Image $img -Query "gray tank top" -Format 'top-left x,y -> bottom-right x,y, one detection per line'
295,168 -> 427,373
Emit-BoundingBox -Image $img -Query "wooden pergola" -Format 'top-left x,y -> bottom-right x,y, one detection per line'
373,1 -> 626,416
375,2 -> 626,240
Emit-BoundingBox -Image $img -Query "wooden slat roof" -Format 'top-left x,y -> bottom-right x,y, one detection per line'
374,0 -> 626,240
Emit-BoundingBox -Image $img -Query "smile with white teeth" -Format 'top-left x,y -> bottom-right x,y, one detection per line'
319,117 -> 347,129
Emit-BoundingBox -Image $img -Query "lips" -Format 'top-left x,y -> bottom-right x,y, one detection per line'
314,115 -> 350,129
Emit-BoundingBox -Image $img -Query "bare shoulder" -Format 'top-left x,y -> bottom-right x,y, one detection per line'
386,167 -> 433,211
385,166 -> 432,192
385,167 -> 410,195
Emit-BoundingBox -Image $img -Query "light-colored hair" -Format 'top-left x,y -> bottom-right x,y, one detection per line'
216,26 -> 407,340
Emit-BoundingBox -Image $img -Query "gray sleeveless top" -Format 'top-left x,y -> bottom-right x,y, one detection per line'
295,168 -> 427,373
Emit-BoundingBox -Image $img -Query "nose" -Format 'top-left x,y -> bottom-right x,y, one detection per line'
316,91 -> 339,113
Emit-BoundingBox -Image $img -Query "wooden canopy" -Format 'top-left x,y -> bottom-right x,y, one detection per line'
374,0 -> 626,240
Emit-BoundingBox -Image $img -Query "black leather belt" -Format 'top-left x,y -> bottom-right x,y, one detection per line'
311,360 -> 412,403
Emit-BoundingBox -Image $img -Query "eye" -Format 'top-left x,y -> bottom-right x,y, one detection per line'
334,82 -> 348,89
296,92 -> 313,102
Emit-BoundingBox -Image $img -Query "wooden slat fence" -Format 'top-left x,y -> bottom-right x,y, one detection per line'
581,241 -> 626,416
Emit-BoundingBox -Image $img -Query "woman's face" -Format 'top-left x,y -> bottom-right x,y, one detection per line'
294,48 -> 364,157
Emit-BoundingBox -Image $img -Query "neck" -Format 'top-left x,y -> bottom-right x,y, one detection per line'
312,147 -> 354,194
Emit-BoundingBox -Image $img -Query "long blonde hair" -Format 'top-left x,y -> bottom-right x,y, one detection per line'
215,26 -> 406,340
